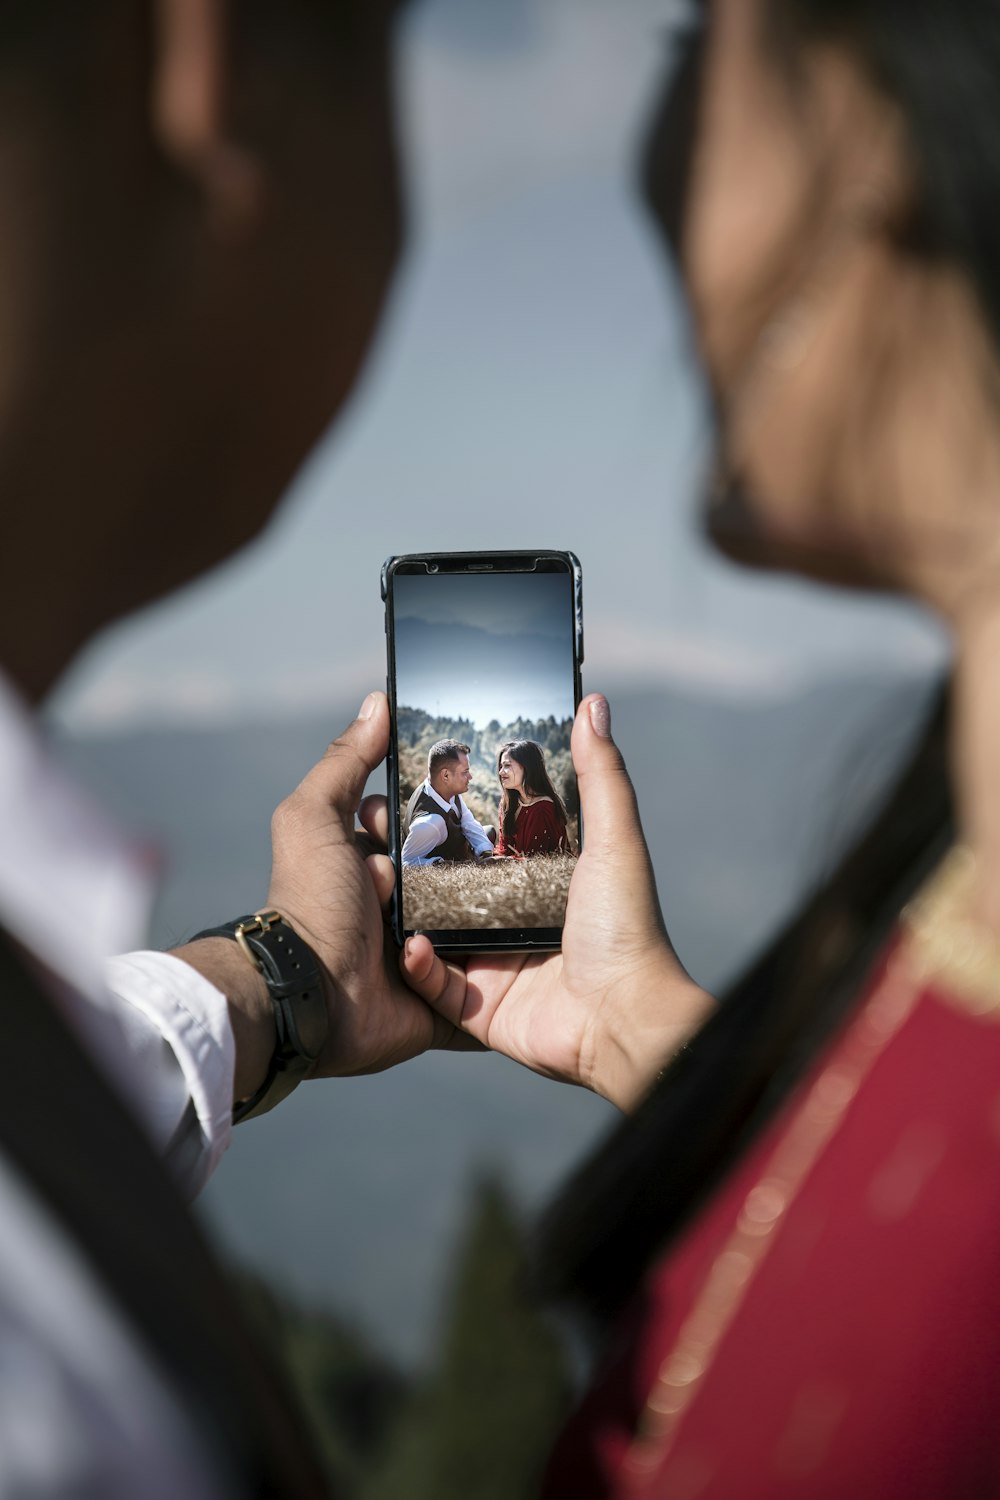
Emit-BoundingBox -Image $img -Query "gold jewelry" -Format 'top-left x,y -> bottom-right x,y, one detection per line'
900,845 -> 1000,1019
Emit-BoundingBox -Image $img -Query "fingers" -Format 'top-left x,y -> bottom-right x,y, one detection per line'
354,831 -> 379,861
400,936 -> 477,1033
400,933 -> 440,990
571,693 -> 642,856
399,938 -> 488,1053
365,852 -> 396,909
359,794 -> 390,848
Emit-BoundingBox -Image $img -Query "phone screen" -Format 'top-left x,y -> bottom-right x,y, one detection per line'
384,552 -> 582,953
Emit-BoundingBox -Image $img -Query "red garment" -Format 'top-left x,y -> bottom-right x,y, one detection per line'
494,798 -> 567,856
544,922 -> 1000,1498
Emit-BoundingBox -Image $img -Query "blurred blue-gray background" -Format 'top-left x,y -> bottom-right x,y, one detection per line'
48,0 -> 943,1368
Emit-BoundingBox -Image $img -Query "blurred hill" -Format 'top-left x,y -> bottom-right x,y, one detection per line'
53,671 -> 936,1365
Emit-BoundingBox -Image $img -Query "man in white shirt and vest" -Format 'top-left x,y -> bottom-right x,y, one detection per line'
401,740 -> 495,865
0,0 -> 641,1492
0,2 -> 447,1494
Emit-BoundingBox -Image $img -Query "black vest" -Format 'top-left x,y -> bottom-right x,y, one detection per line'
412,788 -> 472,862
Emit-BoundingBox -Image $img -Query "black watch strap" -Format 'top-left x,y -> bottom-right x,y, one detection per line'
191,912 -> 327,1125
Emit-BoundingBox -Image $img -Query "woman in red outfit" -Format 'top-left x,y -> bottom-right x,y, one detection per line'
493,740 -> 571,857
401,0 -> 1000,1494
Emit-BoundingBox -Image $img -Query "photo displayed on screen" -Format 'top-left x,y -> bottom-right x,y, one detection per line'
393,568 -> 579,932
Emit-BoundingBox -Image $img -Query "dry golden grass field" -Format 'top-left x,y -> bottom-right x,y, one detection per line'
402,852 -> 576,930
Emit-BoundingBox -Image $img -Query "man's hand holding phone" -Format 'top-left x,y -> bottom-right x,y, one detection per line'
179,693 -> 479,1111
262,693 -> 481,1080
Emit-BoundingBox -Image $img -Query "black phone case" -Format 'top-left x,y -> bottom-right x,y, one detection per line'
382,550 -> 583,956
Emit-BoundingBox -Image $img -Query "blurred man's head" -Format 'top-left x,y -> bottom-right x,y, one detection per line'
1,0 -> 405,698
428,741 -> 473,799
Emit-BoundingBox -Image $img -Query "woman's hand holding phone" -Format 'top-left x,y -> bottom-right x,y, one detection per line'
399,694 -> 714,1113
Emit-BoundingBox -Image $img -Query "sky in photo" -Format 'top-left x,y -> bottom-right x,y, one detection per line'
393,570 -> 575,726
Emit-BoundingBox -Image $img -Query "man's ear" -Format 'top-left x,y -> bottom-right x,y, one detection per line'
152,0 -> 264,239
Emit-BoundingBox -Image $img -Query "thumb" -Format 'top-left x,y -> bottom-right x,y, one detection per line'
295,691 -> 390,833
571,693 -> 644,858
571,692 -> 669,944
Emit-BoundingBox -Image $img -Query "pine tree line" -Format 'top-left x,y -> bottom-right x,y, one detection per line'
396,706 -> 572,771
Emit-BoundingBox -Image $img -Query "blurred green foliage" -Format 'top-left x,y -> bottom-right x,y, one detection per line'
236,1271 -> 407,1495
237,1174 -> 572,1498
363,1176 -> 573,1500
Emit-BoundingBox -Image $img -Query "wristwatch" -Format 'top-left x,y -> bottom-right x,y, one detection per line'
191,911 -> 327,1124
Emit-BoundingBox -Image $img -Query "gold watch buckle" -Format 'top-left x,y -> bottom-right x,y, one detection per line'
234,909 -> 284,967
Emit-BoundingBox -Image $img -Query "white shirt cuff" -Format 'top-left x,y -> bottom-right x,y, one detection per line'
104,951 -> 235,1197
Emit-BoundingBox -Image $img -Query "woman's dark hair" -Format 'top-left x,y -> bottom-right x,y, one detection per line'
497,740 -> 569,847
767,0 -> 1000,350
538,0 -> 999,1323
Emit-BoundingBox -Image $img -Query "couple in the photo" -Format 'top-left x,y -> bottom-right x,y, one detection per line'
401,737 -> 571,866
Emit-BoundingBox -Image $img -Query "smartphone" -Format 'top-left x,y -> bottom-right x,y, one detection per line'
382,551 -> 583,955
